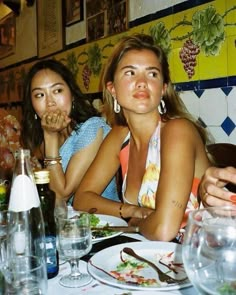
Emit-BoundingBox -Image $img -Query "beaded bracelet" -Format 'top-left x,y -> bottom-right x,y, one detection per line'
44,156 -> 62,167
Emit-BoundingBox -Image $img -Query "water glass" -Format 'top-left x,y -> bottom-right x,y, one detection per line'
0,209 -> 48,295
57,213 -> 92,288
182,206 -> 236,295
2,255 -> 47,295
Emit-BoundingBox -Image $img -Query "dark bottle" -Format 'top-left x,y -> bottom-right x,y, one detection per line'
34,169 -> 59,279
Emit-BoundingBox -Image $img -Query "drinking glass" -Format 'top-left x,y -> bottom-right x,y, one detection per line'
0,208 -> 8,294
2,254 -> 47,295
0,208 -> 48,294
182,206 -> 236,295
57,213 -> 92,287
54,198 -> 68,220
0,206 -> 8,241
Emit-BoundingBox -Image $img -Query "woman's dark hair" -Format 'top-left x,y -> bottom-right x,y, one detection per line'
21,59 -> 100,152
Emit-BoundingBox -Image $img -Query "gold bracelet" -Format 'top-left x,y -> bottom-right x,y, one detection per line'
44,156 -> 62,161
119,203 -> 125,219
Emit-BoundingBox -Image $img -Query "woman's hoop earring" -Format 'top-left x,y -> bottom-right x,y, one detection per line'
113,97 -> 121,113
34,113 -> 38,120
158,99 -> 166,115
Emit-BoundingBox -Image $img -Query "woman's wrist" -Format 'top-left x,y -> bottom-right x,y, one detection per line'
119,203 -> 136,219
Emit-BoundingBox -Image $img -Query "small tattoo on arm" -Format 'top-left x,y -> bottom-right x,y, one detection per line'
171,200 -> 183,209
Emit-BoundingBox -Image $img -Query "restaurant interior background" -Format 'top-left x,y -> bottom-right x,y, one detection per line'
0,0 -> 236,151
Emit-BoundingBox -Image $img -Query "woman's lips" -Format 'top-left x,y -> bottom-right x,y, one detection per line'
133,91 -> 149,99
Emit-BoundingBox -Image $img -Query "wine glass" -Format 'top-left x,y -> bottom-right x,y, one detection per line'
57,213 -> 92,288
182,206 -> 236,295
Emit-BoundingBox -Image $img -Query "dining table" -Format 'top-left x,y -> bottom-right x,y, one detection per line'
47,231 -> 199,295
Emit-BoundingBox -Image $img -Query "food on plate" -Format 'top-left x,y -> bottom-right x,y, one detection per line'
110,259 -> 159,286
72,213 -> 115,239
156,251 -> 185,274
90,249 -> 187,287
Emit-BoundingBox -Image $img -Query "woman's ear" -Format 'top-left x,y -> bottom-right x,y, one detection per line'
162,83 -> 167,96
106,81 -> 115,96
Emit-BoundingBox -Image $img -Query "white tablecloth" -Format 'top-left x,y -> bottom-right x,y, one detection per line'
48,233 -> 199,295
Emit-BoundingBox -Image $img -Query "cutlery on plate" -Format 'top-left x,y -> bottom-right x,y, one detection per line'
122,247 -> 188,284
91,226 -> 139,233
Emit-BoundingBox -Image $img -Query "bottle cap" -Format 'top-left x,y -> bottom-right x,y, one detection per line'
34,170 -> 50,184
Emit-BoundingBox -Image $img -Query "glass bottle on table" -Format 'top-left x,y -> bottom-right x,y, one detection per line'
35,169 -> 59,279
7,149 -> 47,294
8,149 -> 46,258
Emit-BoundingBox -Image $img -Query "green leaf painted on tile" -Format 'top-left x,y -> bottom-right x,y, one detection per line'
192,5 -> 225,56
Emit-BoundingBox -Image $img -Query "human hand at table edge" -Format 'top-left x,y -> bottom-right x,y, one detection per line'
198,166 -> 236,207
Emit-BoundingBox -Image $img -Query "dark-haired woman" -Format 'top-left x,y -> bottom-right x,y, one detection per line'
21,59 -> 119,204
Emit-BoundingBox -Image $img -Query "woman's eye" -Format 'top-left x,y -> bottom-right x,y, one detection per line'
34,92 -> 44,99
149,71 -> 158,78
125,70 -> 135,76
54,88 -> 63,94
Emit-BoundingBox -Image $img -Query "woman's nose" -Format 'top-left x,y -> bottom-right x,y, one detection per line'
136,75 -> 147,88
46,94 -> 56,106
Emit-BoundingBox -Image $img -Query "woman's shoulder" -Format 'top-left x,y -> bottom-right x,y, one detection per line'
162,118 -> 202,144
110,125 -> 129,136
162,118 -> 197,134
76,116 -> 110,132
83,116 -> 109,126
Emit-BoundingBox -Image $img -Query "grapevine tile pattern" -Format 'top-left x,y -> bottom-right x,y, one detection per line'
130,0 -> 236,144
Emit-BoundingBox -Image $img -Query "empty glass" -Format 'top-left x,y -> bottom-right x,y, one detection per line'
57,213 -> 92,288
182,206 -> 236,295
0,208 -> 48,295
2,255 -> 47,295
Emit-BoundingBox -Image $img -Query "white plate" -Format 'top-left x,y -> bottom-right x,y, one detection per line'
91,214 -> 127,243
67,207 -> 127,243
88,241 -> 191,291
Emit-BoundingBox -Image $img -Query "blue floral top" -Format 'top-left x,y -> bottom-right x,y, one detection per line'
59,116 -> 120,204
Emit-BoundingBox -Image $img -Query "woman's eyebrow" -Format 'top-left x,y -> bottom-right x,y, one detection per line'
120,65 -> 161,72
31,82 -> 64,93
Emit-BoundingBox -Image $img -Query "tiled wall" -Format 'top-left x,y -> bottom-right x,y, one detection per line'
179,87 -> 236,144
1,0 -> 236,146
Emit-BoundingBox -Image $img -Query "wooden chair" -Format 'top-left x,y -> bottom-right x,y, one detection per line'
206,143 -> 236,193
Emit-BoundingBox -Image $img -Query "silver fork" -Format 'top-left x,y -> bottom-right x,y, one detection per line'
122,247 -> 188,285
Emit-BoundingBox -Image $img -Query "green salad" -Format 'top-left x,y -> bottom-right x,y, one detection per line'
89,214 -> 114,239
72,213 -> 114,239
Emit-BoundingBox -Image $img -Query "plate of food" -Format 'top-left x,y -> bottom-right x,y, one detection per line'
89,213 -> 128,243
88,241 -> 191,291
67,207 -> 128,243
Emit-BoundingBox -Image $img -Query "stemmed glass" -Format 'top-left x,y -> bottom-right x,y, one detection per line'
57,213 -> 92,288
182,206 -> 236,295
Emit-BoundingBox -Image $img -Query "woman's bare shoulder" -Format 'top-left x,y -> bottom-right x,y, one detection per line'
162,118 -> 199,138
108,125 -> 129,141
